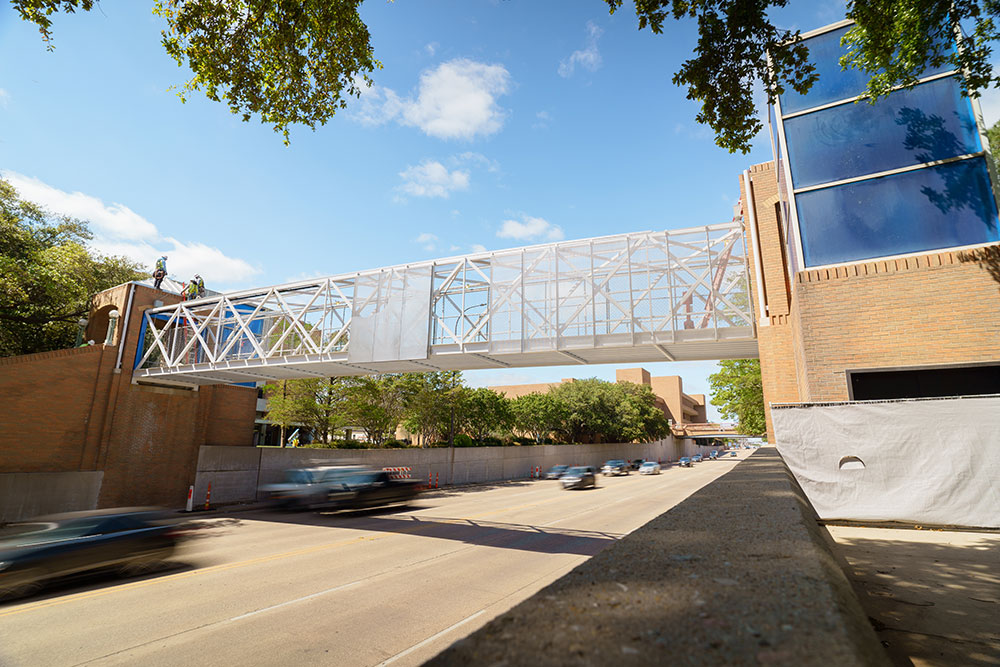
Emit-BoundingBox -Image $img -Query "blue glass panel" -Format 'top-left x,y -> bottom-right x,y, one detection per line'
796,158 -> 999,267
785,78 -> 980,188
780,25 -> 956,115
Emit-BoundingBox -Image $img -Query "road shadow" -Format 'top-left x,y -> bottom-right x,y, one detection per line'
829,529 -> 1000,666
338,514 -> 624,556
248,507 -> 622,557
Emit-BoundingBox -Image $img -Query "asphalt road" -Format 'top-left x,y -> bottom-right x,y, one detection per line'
0,451 -> 751,667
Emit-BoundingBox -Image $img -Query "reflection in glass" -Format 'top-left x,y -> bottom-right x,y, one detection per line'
785,78 -> 978,188
779,26 -> 956,115
796,158 -> 999,266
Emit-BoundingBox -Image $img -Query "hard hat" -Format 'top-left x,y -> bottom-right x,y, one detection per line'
194,274 -> 201,280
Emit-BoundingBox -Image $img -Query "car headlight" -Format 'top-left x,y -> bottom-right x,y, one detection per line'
0,561 -> 10,572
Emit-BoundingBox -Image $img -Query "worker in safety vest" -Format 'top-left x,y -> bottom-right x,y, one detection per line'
193,274 -> 205,298
153,255 -> 168,290
182,279 -> 200,300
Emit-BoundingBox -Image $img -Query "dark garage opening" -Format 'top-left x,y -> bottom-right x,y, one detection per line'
850,364 -> 1000,400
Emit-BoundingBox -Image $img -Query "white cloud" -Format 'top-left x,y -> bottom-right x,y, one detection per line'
0,88 -> 9,107
425,42 -> 438,57
354,59 -> 512,140
559,22 -> 603,78
470,243 -> 488,253
2,170 -> 258,286
416,232 -> 438,251
2,171 -> 157,240
977,74 -> 1000,127
532,110 -> 551,130
454,151 -> 500,172
398,161 -> 470,199
497,215 -> 564,242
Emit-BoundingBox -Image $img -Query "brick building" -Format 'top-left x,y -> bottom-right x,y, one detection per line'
490,367 -> 724,437
743,20 -> 1000,441
0,282 -> 256,518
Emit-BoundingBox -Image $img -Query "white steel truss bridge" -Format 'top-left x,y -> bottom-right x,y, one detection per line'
133,222 -> 758,386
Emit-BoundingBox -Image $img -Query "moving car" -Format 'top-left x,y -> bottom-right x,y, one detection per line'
709,450 -> 719,460
691,454 -> 704,463
0,508 -> 191,600
678,457 -> 692,467
560,466 -> 597,490
545,465 -> 570,480
323,470 -> 422,511
601,460 -> 629,476
730,450 -> 738,457
260,465 -> 367,510
629,459 -> 646,470
638,461 -> 661,475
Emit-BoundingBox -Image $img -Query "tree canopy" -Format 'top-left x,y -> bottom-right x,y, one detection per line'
0,177 -> 146,357
14,1 -> 997,150
607,0 -> 1000,152
708,359 -> 765,436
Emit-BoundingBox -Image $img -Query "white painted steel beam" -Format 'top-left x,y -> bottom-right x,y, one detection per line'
133,222 -> 757,385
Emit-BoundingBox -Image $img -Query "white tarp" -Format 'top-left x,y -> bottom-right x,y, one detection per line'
772,396 -> 1000,528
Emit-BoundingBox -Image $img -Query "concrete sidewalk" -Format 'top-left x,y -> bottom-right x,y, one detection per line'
827,525 -> 1000,666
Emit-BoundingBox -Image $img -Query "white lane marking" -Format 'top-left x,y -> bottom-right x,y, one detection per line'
377,609 -> 487,666
228,580 -> 362,621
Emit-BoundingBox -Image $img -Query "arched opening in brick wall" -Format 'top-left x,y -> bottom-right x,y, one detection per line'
86,304 -> 119,345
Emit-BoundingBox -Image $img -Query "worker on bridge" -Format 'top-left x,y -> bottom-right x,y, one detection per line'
152,255 -> 168,290
182,279 -> 200,300
193,274 -> 205,298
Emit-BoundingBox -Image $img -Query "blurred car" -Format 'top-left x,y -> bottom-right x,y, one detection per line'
730,450 -> 738,457
692,454 -> 704,463
260,465 -> 367,510
629,459 -> 646,470
638,461 -> 661,475
0,507 -> 190,600
323,470 -> 421,510
560,466 -> 597,490
709,450 -> 719,460
678,457 -> 692,467
545,465 -> 570,480
601,460 -> 629,476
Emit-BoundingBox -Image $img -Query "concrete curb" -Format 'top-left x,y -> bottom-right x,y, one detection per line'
426,447 -> 889,666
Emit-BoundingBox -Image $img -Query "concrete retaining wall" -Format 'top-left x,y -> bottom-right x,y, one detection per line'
0,472 -> 104,523
428,447 -> 889,666
194,437 -> 709,506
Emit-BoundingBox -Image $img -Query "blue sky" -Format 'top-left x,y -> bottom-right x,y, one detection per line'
3,1 -> 998,421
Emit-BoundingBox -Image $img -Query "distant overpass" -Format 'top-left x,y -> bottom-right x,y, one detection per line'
133,222 -> 758,386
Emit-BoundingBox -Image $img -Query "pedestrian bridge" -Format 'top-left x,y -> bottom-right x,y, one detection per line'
133,222 -> 758,386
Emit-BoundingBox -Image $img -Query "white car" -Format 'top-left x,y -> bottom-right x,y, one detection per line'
638,461 -> 661,475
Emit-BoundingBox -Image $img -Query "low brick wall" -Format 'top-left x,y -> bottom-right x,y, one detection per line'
427,447 -> 888,666
0,472 -> 104,524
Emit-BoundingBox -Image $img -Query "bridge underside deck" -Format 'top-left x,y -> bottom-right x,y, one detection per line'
135,334 -> 758,386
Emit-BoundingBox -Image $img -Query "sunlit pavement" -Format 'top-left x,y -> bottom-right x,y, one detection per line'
0,450 -> 752,667
827,526 -> 1000,666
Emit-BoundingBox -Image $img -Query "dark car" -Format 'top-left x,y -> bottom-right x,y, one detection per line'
323,470 -> 422,510
545,465 -> 570,480
560,466 -> 597,490
260,465 -> 367,510
709,450 -> 719,460
629,459 -> 646,470
678,456 -> 692,467
0,507 -> 190,600
601,460 -> 629,476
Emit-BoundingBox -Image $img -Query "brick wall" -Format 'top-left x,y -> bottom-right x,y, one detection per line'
743,161 -> 1000,439
794,251 -> 1000,401
0,345 -> 113,472
0,282 -> 258,510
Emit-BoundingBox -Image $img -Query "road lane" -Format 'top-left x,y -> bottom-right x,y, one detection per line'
0,450 -> 752,667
